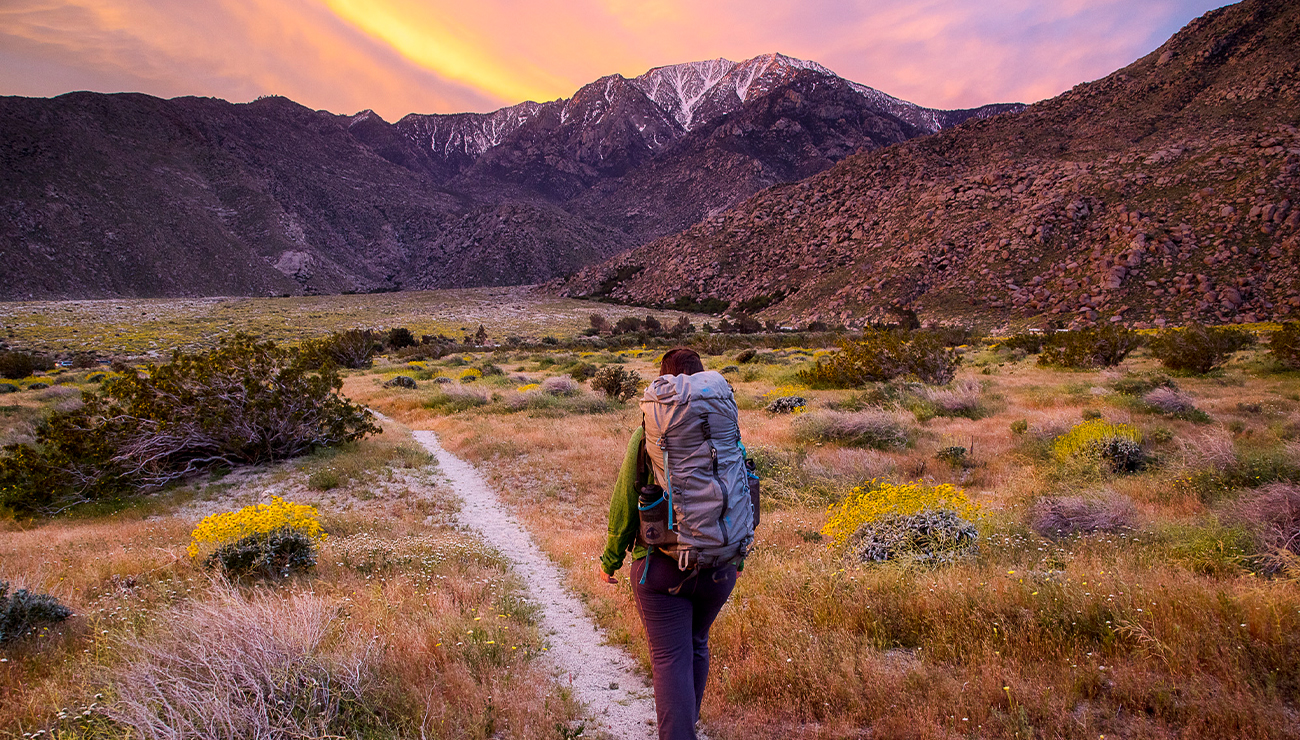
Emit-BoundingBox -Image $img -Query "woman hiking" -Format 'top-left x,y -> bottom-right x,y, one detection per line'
597,347 -> 757,740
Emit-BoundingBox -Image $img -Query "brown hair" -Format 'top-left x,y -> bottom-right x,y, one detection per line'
659,347 -> 705,376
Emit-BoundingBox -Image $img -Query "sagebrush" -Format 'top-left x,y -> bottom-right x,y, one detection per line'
0,335 -> 378,514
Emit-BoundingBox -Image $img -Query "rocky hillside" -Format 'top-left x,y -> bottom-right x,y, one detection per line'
564,0 -> 1300,329
0,54 -> 1018,300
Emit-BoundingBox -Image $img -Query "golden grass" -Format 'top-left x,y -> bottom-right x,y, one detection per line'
0,426 -> 577,737
403,344 -> 1300,739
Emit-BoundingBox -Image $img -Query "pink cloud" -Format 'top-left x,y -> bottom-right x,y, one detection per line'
0,0 -> 1229,119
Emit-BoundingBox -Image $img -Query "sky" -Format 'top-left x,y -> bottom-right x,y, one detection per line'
1,0 -> 1231,121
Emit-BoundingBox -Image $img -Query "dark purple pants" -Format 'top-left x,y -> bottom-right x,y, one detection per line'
630,552 -> 737,740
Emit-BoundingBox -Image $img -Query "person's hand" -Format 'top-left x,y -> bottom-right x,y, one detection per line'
597,565 -> 618,585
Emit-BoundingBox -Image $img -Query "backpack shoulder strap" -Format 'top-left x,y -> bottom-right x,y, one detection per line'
636,419 -> 649,485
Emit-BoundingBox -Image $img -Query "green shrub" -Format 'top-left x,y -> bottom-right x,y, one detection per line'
1268,322 -> 1300,370
1164,522 -> 1255,576
998,333 -> 1048,354
0,351 -> 54,380
567,361 -> 597,381
935,446 -> 968,467
307,469 -> 341,491
301,330 -> 378,369
0,335 -> 378,515
1038,326 -> 1141,369
422,386 -> 490,414
0,581 -> 73,643
385,327 -> 417,350
1110,372 -> 1178,396
204,527 -> 318,578
591,365 -> 642,402
797,330 -> 960,387
0,383 -> 17,394
1010,419 -> 1028,435
736,349 -> 758,364
1148,323 -> 1255,374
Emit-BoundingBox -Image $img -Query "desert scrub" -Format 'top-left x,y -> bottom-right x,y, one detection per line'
797,330 -> 960,386
1140,387 -> 1209,421
792,410 -> 911,450
1051,419 -> 1145,472
0,581 -> 72,644
847,508 -> 979,565
0,334 -> 378,515
821,479 -> 980,545
1109,372 -> 1178,396
422,385 -> 489,414
1030,494 -> 1137,538
765,396 -> 808,414
1038,325 -> 1141,369
1268,322 -> 1300,369
1148,323 -> 1255,374
457,367 -> 483,382
590,365 -> 642,401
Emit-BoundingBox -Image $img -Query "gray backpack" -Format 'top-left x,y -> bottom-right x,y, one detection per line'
637,370 -> 756,570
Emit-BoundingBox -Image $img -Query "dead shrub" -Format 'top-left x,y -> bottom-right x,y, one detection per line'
919,379 -> 984,418
792,410 -> 911,450
541,376 -> 579,396
1229,483 -> 1300,575
1143,387 -> 1199,416
1030,494 -> 1137,538
108,585 -> 379,740
1179,429 -> 1239,473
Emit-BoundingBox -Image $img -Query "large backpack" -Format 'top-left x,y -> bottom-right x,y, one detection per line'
637,370 -> 756,569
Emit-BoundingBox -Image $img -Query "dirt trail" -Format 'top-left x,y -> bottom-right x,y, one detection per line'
412,430 -> 658,739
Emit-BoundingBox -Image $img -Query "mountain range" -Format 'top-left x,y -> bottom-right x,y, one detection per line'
563,0 -> 1300,329
0,53 -> 1017,300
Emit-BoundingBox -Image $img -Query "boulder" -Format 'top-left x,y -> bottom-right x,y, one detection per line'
384,376 -> 418,389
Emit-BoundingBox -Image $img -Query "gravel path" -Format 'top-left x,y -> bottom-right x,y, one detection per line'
412,430 -> 658,739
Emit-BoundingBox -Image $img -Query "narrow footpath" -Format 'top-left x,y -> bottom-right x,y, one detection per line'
412,430 -> 658,739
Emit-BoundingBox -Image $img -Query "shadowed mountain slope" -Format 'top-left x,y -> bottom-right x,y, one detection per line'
563,0 -> 1300,329
0,55 -> 1020,300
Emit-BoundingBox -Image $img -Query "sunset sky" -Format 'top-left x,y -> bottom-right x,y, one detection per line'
2,0 -> 1229,121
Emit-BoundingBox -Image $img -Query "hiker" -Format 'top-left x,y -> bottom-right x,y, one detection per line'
598,347 -> 758,740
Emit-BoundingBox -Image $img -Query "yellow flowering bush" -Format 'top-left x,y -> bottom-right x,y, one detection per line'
1052,419 -> 1143,461
821,479 -> 980,545
762,384 -> 809,401
458,368 -> 483,381
1052,418 -> 1146,473
516,383 -> 541,393
187,497 -> 326,558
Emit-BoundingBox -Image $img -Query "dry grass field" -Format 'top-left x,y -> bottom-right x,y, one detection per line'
350,339 -> 1300,740
0,407 -> 580,738
3,308 -> 1300,738
0,287 -> 706,357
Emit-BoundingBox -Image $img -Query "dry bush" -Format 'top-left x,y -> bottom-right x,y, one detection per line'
1030,494 -> 1137,538
1229,483 -> 1300,575
919,379 -> 984,418
541,375 -> 579,396
1179,429 -> 1239,473
792,410 -> 911,450
803,447 -> 897,483
1143,387 -> 1198,416
108,585 -> 378,740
